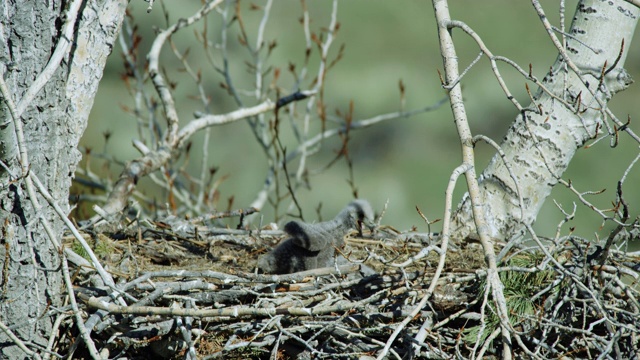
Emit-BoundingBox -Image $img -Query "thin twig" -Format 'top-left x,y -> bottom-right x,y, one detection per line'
376,163 -> 469,360
15,0 -> 84,117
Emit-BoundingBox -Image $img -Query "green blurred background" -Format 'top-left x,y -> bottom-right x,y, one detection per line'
81,0 -> 640,239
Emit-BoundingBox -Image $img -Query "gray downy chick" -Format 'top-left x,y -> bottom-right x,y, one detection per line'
256,238 -> 319,274
257,199 -> 375,274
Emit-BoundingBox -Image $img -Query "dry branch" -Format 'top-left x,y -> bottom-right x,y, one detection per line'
59,225 -> 640,359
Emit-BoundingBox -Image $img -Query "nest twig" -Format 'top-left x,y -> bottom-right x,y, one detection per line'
59,220 -> 640,359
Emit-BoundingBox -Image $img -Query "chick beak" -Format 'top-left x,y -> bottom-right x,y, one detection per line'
357,219 -> 376,236
365,218 -> 376,232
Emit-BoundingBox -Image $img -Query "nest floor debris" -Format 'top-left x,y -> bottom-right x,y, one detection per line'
60,220 -> 640,359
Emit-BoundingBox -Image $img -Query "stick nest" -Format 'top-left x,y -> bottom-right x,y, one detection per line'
62,219 -> 640,359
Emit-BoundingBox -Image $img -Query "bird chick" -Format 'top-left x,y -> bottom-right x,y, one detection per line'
256,238 -> 319,274
257,199 -> 375,274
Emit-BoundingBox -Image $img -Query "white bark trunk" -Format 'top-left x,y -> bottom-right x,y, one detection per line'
0,1 -> 126,358
452,0 -> 639,241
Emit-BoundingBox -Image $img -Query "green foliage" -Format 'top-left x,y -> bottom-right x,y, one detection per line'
72,240 -> 90,261
71,236 -> 114,262
224,346 -> 269,360
464,252 -> 557,346
93,239 -> 114,259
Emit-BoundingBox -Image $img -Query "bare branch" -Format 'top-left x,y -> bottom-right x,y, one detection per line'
15,0 -> 84,117
148,0 -> 224,142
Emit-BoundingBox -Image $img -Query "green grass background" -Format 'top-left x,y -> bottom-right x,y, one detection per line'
82,0 -> 640,240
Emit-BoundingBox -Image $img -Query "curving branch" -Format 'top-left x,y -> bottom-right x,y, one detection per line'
96,100 -> 276,221
432,1 -> 514,358
147,0 -> 224,142
15,0 -> 84,117
451,0 -> 639,241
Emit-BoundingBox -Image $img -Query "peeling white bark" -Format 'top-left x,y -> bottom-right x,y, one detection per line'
452,0 -> 639,242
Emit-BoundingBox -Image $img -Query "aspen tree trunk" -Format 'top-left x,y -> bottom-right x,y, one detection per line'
0,1 -> 126,358
452,0 -> 639,241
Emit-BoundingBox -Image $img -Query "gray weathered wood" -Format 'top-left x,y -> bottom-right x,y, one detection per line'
0,1 -> 126,358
